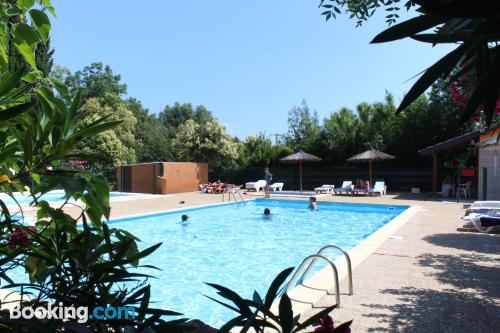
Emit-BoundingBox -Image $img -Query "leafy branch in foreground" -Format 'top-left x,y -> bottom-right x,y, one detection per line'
0,1 -> 188,332
206,267 -> 352,333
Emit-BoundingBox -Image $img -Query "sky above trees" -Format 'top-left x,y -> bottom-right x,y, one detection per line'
50,0 -> 454,138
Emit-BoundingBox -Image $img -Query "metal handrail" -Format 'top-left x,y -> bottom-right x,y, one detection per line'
222,185 -> 245,205
301,244 -> 353,296
285,254 -> 341,306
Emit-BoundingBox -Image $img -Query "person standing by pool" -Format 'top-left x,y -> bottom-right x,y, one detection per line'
264,167 -> 272,198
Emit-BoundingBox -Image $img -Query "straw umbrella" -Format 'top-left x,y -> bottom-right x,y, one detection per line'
347,148 -> 395,186
280,150 -> 321,192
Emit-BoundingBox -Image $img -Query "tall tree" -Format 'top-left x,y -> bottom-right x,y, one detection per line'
193,105 -> 214,124
287,99 -> 321,151
171,119 -> 239,168
135,115 -> 173,162
63,62 -> 127,101
77,96 -> 137,180
159,102 -> 194,128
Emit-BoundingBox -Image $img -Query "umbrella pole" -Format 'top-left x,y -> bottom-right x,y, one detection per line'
299,160 -> 303,193
369,160 -> 373,187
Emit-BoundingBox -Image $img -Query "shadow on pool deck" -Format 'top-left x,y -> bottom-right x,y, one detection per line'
358,233 -> 500,332
423,232 -> 500,254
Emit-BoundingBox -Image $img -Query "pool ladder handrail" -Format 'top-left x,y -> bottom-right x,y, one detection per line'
285,244 -> 353,307
285,254 -> 341,306
222,185 -> 246,205
301,245 -> 353,296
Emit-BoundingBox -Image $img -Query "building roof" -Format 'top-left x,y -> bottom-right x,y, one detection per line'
418,128 -> 492,156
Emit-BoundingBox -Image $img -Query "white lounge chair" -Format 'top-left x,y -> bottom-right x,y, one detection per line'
464,213 -> 500,233
469,201 -> 500,209
270,182 -> 284,191
334,181 -> 352,195
370,181 -> 387,196
314,184 -> 335,194
245,180 -> 267,192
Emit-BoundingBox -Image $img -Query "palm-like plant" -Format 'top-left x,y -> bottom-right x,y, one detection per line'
206,267 -> 352,333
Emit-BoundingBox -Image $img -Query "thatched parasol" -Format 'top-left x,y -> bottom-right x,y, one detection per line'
347,148 -> 395,185
280,150 -> 321,192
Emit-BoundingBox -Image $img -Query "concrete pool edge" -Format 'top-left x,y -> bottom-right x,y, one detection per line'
283,205 -> 421,316
0,190 -> 164,209
107,198 -> 257,222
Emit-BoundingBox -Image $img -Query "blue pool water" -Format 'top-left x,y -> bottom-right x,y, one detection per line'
107,199 -> 408,326
0,191 -> 131,206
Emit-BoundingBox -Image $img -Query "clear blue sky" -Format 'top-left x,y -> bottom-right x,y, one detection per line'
51,0 -> 453,139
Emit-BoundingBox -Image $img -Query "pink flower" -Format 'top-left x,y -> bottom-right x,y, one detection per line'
7,227 -> 29,249
314,315 -> 334,333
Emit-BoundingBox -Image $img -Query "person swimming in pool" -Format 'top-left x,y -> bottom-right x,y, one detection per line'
264,208 -> 271,215
178,214 -> 189,225
309,197 -> 318,210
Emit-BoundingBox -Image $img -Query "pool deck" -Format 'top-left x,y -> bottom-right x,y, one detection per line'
71,191 -> 500,332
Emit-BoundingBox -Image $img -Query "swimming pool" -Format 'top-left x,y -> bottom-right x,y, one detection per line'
0,191 -> 132,206
108,199 -> 408,327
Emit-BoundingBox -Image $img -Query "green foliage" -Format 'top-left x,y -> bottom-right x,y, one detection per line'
159,102 -> 214,129
135,115 -> 173,162
0,2 -> 186,331
287,99 -> 321,151
322,107 -> 360,161
76,96 -> 137,181
318,0 -> 414,25
194,104 -> 214,124
239,134 -> 293,168
172,119 -> 240,168
62,62 -> 127,102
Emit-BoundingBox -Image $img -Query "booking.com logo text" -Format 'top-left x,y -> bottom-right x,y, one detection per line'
8,303 -> 135,323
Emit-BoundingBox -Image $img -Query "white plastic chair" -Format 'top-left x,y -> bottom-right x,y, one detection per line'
456,181 -> 471,199
270,182 -> 284,191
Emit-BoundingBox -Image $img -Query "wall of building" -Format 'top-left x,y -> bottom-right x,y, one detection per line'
478,146 -> 500,200
131,163 -> 161,194
115,162 -> 208,194
163,162 -> 208,194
